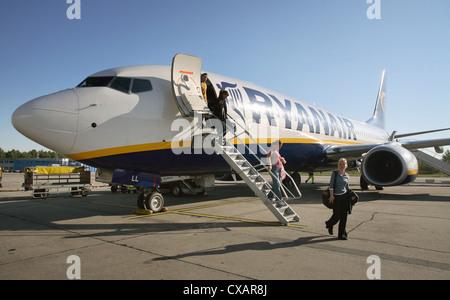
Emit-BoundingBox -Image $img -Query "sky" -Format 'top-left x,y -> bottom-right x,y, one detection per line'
0,0 -> 449,156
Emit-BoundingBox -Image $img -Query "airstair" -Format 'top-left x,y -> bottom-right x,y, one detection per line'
414,150 -> 450,176
171,53 -> 302,225
212,128 -> 301,225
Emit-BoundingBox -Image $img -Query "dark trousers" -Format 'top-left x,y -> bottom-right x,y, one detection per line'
212,111 -> 227,137
326,193 -> 350,238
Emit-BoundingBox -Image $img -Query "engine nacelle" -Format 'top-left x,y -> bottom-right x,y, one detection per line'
361,143 -> 418,187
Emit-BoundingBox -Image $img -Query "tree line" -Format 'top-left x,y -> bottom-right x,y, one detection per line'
0,148 -> 61,159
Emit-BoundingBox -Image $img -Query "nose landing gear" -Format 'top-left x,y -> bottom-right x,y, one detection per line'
137,189 -> 165,213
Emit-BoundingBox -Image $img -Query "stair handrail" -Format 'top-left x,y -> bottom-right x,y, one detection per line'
208,112 -> 302,201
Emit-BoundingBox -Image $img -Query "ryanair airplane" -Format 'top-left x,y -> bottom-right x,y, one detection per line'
12,54 -> 450,212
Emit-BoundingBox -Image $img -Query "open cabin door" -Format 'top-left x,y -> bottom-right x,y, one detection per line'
171,53 -> 208,117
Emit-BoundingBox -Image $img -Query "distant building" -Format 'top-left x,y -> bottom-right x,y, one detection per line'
0,158 -> 82,172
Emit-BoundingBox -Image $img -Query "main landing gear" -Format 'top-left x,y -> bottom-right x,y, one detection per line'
360,175 -> 384,191
136,188 -> 165,213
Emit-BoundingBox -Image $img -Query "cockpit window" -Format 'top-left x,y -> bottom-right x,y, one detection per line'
132,79 -> 153,93
110,77 -> 132,93
77,76 -> 152,94
77,76 -> 114,87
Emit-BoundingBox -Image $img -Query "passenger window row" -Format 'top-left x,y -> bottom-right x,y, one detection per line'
77,76 -> 153,94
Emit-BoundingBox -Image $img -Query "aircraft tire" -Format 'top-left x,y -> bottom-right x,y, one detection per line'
292,172 -> 301,187
145,192 -> 164,213
360,176 -> 369,190
171,183 -> 183,197
137,192 -> 146,209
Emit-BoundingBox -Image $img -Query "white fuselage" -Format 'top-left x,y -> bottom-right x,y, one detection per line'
12,65 -> 389,175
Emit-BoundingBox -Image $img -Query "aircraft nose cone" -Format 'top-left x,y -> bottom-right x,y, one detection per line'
12,89 -> 79,154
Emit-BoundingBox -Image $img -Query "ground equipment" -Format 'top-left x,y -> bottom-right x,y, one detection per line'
23,166 -> 92,199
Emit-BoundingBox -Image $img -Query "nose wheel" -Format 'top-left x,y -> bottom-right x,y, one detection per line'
137,190 -> 165,213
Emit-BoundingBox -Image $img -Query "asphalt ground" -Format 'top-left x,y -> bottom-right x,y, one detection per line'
0,172 -> 449,281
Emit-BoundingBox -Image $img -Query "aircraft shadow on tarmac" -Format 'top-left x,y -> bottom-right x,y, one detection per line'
0,192 -> 300,241
0,201 -> 285,240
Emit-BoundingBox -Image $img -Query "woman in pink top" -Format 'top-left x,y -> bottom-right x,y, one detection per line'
267,140 -> 286,201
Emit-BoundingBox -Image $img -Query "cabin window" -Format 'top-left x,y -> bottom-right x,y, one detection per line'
77,76 -> 114,87
131,79 -> 152,93
110,77 -> 132,93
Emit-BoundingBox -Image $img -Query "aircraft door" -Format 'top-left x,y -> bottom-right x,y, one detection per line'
171,53 -> 208,117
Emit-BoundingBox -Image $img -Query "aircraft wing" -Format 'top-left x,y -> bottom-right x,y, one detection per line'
326,144 -> 381,159
326,138 -> 450,159
400,138 -> 450,151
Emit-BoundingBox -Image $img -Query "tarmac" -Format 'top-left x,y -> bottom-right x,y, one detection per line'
0,172 -> 449,280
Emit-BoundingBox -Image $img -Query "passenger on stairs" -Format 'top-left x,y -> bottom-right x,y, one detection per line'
207,89 -> 229,139
267,140 -> 286,202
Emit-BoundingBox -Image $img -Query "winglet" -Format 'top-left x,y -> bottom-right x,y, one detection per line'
366,70 -> 387,129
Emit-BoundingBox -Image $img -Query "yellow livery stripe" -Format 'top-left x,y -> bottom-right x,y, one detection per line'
67,138 -> 362,161
408,169 -> 419,176
68,141 -> 182,161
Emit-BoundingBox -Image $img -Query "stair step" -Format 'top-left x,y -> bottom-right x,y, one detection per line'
284,214 -> 299,222
234,159 -> 246,165
213,134 -> 301,225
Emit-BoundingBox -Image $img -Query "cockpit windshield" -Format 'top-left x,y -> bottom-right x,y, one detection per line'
76,76 -> 152,94
77,77 -> 114,87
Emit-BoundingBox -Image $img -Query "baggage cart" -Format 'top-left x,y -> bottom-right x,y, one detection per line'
23,166 -> 92,199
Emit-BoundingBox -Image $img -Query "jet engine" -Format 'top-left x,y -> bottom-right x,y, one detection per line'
361,143 -> 418,187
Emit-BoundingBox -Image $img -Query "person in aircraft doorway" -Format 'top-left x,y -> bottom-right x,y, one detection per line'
207,89 -> 229,139
201,73 -> 208,102
325,158 -> 357,240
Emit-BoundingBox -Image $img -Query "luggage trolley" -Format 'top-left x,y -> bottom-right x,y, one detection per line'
23,166 -> 92,199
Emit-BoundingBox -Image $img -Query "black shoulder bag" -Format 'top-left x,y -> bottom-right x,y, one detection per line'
322,171 -> 337,209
